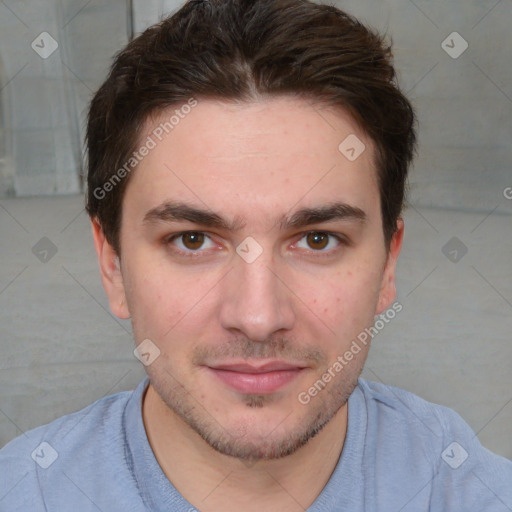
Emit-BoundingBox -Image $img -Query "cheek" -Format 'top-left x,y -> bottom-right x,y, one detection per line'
124,256 -> 221,343
123,259 -> 181,336
304,265 -> 383,338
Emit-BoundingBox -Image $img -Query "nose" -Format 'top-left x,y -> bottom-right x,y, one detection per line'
218,247 -> 296,342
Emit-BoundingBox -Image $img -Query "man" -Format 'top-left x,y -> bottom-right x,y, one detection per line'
1,0 -> 511,510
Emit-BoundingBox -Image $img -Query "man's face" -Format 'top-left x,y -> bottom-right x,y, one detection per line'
96,96 -> 402,460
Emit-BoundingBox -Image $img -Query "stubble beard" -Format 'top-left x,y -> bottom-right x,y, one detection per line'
148,364 -> 362,462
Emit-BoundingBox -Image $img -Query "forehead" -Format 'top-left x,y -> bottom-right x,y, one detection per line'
142,95 -> 373,163
123,96 -> 379,226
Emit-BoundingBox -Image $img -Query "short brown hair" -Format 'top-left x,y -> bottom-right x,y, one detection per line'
86,0 -> 417,256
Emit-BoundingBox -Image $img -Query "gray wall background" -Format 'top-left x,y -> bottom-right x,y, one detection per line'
0,0 -> 511,460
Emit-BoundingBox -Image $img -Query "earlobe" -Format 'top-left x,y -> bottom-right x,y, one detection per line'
375,219 -> 404,315
91,218 -> 131,319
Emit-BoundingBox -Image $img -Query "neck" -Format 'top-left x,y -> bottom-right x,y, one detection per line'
142,383 -> 348,512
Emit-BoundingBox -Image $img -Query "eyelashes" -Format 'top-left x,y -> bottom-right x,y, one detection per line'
165,230 -> 347,258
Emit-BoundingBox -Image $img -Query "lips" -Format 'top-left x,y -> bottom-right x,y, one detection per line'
206,360 -> 307,394
211,361 -> 305,373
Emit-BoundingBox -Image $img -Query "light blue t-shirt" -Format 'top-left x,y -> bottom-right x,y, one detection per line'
1,377 -> 511,511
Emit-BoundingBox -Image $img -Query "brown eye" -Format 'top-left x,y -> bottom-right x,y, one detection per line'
167,231 -> 214,254
167,231 -> 217,257
306,232 -> 329,250
295,231 -> 345,256
181,232 -> 205,250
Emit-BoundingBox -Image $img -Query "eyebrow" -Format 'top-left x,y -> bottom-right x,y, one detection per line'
142,200 -> 367,231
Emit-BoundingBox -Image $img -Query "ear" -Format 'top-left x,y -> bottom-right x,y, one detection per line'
91,218 -> 131,319
375,218 -> 404,315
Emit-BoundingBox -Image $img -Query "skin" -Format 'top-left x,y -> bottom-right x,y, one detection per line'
92,95 -> 404,511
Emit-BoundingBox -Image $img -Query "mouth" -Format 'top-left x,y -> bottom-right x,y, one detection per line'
205,360 -> 308,394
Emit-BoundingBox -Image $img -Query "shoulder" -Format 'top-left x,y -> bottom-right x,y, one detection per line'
1,387 -> 133,458
356,378 -> 512,510
0,386 -> 138,511
357,377 -> 470,436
